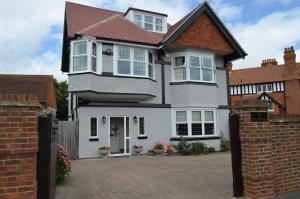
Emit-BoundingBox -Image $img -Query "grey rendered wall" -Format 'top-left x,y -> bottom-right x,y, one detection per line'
102,44 -> 113,73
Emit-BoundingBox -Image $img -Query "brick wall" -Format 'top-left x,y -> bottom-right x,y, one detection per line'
0,94 -> 41,199
237,100 -> 300,199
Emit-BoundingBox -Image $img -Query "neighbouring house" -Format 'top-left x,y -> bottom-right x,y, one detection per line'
61,1 -> 246,158
229,47 -> 300,114
0,74 -> 57,111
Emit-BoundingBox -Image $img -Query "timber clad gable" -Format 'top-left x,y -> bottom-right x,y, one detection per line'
173,13 -> 234,53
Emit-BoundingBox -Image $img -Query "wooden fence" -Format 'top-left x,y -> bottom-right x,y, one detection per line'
58,120 -> 79,160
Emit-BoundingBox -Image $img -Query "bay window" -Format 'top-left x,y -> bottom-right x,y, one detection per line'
173,54 -> 214,82
174,110 -> 216,137
71,40 -> 101,73
115,46 -> 154,79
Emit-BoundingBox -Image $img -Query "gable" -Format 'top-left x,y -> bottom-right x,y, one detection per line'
173,13 -> 234,53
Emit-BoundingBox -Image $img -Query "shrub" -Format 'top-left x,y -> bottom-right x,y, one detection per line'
173,137 -> 191,156
56,144 -> 71,184
153,140 -> 164,150
221,138 -> 231,152
206,147 -> 215,153
191,142 -> 206,155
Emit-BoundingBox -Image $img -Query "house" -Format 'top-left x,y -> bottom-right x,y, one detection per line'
229,47 -> 300,114
0,74 -> 57,111
61,1 -> 246,158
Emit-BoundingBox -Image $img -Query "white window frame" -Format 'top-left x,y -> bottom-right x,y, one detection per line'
138,117 -> 147,137
171,52 -> 215,83
172,109 -> 217,138
134,13 -> 142,27
89,117 -> 98,139
144,15 -> 154,31
113,45 -> 154,79
155,18 -> 163,32
70,39 -> 102,74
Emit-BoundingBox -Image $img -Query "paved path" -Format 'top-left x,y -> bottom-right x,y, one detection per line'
56,153 -> 234,199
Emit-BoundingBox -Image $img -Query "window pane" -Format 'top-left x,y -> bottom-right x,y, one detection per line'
133,62 -> 146,76
117,60 -> 130,74
203,58 -> 212,68
190,56 -> 200,67
134,14 -> 142,26
145,23 -> 153,31
73,56 -> 87,71
148,52 -> 153,64
90,118 -> 97,137
205,111 -> 214,122
144,16 -> 153,23
126,117 -> 129,137
176,124 -> 188,136
267,84 -> 272,91
91,57 -> 96,72
155,25 -> 162,32
73,41 -> 87,55
203,68 -> 212,81
253,85 -> 256,93
192,123 -> 202,136
176,111 -> 187,122
204,123 -> 214,135
268,102 -> 274,111
190,67 -> 200,80
92,43 -> 97,56
148,64 -> 153,78
280,82 -> 284,91
134,49 -> 145,61
155,18 -> 162,25
139,117 -> 145,135
192,111 -> 201,122
174,67 -> 186,80
118,47 -> 130,59
175,56 -> 185,67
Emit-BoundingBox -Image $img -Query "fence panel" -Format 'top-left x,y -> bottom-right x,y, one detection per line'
58,120 -> 79,160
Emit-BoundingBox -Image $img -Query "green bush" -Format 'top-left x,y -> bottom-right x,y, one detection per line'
173,137 -> 191,156
191,142 -> 206,155
206,147 -> 215,153
221,138 -> 231,152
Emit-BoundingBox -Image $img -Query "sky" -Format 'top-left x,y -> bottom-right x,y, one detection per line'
0,0 -> 300,81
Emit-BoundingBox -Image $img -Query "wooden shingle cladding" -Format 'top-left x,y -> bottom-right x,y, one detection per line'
173,13 -> 235,54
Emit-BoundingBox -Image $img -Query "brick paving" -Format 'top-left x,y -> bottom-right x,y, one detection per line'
56,153 -> 234,199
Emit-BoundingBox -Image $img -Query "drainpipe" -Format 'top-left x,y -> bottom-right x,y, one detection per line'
155,57 -> 171,104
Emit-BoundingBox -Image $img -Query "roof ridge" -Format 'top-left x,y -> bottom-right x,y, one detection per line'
77,14 -> 120,34
66,1 -> 123,15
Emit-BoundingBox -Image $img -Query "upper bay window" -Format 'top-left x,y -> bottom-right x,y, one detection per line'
173,54 -> 215,83
71,40 -> 101,73
115,46 -> 154,79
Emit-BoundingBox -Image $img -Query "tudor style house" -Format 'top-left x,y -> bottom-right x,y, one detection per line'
230,47 -> 300,114
61,1 -> 246,158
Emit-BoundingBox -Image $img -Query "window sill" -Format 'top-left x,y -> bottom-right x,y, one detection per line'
89,138 -> 99,141
137,135 -> 148,139
170,81 -> 217,87
170,136 -> 220,141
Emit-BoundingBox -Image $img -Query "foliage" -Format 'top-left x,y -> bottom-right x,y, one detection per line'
166,144 -> 173,151
206,147 -> 215,153
99,146 -> 110,150
153,140 -> 164,150
54,79 -> 68,120
221,138 -> 231,152
173,137 -> 192,156
56,144 -> 71,184
191,142 -> 206,155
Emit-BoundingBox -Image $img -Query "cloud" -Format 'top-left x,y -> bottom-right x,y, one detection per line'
254,0 -> 295,6
231,7 -> 300,69
208,0 -> 243,21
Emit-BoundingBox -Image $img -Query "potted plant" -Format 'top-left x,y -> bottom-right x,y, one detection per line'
153,140 -> 164,154
98,146 -> 110,156
133,145 -> 143,154
166,144 -> 173,156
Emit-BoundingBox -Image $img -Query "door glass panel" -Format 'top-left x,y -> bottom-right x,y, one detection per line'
126,117 -> 129,137
126,139 -> 129,154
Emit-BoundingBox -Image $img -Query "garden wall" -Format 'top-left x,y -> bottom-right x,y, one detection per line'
0,94 -> 41,199
237,100 -> 300,199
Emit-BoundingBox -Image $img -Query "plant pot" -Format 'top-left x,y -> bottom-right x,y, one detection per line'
99,149 -> 110,156
133,146 -> 143,154
167,150 -> 173,156
153,148 -> 164,154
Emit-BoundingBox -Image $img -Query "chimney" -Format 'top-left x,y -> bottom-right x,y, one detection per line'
261,58 -> 278,67
284,46 -> 297,76
227,62 -> 233,72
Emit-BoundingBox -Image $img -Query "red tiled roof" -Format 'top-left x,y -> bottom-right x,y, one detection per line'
0,74 -> 57,108
230,63 -> 300,85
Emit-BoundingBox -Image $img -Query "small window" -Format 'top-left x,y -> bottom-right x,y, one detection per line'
148,52 -> 154,78
139,117 -> 145,135
266,84 -> 272,92
176,111 -> 188,136
245,85 -> 249,94
273,83 -> 277,92
257,85 -> 262,93
204,111 -> 214,135
73,41 -> 88,72
241,86 -> 245,94
192,111 -> 202,136
90,117 -> 98,138
253,85 -> 257,93
230,87 -> 234,95
268,102 -> 274,112
237,86 -> 241,95
134,14 -> 142,27
155,18 -> 163,32
174,56 -> 186,81
144,16 -> 153,31
280,82 -> 284,91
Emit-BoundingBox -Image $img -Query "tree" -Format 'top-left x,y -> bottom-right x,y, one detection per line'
54,79 -> 68,120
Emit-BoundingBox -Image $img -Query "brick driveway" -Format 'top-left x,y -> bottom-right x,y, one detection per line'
56,153 -> 234,199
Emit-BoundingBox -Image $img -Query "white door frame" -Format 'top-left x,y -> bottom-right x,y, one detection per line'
108,116 -> 131,156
